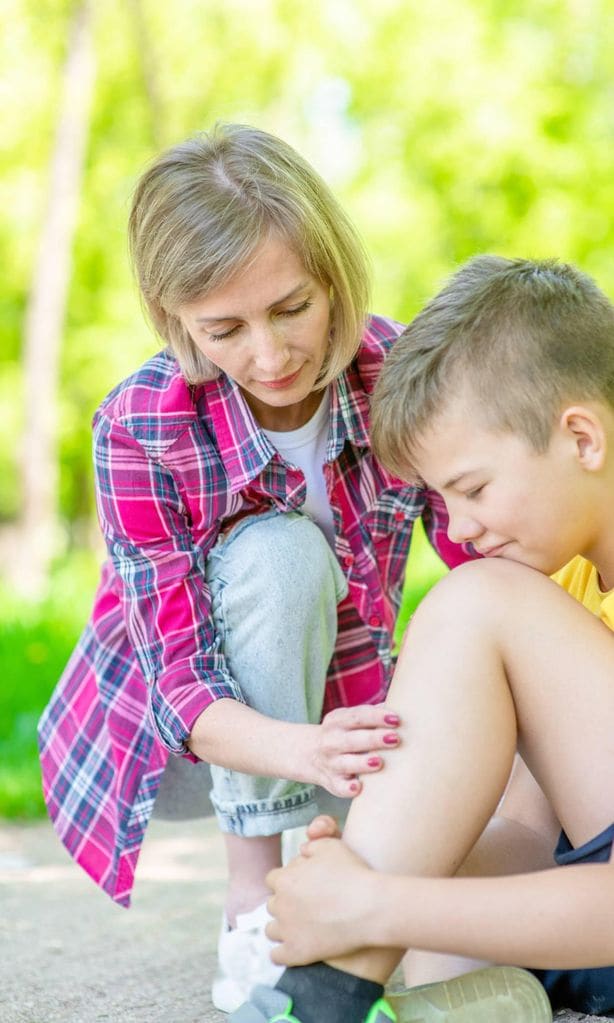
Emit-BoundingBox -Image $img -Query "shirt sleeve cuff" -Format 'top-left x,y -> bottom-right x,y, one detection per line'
149,674 -> 245,756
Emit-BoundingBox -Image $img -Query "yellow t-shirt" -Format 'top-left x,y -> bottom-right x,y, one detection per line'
552,555 -> 614,631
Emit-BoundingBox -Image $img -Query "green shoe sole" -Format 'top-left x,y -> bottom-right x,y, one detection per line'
386,966 -> 552,1023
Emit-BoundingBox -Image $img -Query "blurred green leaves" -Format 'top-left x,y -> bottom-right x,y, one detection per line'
0,550 -> 100,816
3,0 -> 614,530
1,0 -> 613,812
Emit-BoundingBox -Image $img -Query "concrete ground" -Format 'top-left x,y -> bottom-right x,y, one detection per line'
0,817 -> 227,1023
0,818 -> 606,1023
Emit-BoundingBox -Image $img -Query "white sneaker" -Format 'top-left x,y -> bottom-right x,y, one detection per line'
281,826 -> 308,863
211,902 -> 284,1013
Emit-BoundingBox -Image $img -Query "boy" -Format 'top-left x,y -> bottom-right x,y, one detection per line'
230,257 -> 614,1022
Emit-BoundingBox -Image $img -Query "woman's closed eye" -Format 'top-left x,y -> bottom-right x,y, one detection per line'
209,324 -> 241,342
279,299 -> 312,318
208,300 -> 313,342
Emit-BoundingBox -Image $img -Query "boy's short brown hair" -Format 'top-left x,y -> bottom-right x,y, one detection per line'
371,256 -> 614,480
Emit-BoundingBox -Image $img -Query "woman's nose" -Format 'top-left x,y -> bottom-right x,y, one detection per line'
253,326 -> 290,374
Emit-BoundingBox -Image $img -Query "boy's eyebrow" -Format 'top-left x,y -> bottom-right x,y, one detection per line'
195,282 -> 310,323
442,470 -> 473,490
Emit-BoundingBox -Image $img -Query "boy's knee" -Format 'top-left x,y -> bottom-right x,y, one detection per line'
416,558 -> 534,623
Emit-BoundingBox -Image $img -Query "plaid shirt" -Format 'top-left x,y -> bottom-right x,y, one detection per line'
38,315 -> 470,906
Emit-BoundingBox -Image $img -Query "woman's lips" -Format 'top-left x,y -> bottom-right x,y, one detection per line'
259,367 -> 302,389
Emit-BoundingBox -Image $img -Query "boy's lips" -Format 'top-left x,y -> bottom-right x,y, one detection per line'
477,542 -> 511,558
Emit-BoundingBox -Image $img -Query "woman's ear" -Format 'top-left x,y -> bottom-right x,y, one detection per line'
559,404 -> 606,471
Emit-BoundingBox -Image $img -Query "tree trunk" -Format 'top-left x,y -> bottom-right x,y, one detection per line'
14,0 -> 95,597
126,0 -> 166,149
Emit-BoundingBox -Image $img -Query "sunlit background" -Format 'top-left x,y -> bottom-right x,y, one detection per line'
2,0 -> 613,815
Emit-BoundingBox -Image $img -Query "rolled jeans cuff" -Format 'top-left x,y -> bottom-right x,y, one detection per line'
209,782 -> 319,836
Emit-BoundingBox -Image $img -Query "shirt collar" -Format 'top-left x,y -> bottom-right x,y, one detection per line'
198,361 -> 370,491
198,374 -> 277,493
328,365 -> 370,459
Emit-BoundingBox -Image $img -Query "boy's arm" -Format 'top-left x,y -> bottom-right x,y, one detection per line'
267,837 -> 614,970
377,859 -> 614,969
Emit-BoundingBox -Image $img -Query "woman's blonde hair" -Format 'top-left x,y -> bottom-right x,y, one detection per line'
129,123 -> 371,384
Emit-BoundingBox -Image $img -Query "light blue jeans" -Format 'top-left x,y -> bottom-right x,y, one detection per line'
200,510 -> 349,836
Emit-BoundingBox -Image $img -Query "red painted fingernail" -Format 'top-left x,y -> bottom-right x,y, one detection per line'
350,781 -> 360,793
367,756 -> 381,768
384,714 -> 400,726
383,733 -> 398,745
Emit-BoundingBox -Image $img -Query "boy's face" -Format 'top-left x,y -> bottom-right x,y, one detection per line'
413,399 -> 596,576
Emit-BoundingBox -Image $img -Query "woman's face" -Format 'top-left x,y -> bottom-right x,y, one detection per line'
178,234 -> 331,430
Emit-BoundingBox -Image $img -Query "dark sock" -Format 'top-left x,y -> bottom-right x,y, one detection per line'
275,963 -> 385,1023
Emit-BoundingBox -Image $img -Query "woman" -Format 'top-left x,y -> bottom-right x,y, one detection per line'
38,123 -> 469,1013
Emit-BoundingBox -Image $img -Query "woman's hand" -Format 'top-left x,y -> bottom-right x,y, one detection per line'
188,699 -> 400,799
309,705 -> 400,798
266,835 -> 378,965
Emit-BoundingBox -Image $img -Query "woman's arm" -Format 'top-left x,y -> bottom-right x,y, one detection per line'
94,411 -> 242,755
95,412 -> 400,791
188,700 -> 401,799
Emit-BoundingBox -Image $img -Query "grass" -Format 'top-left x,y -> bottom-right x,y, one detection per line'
0,525 -> 446,819
0,551 -> 100,818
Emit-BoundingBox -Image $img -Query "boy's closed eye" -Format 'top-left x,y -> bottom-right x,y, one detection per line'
465,484 -> 486,500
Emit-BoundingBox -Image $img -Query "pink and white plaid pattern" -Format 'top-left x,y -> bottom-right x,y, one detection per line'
38,315 -> 471,906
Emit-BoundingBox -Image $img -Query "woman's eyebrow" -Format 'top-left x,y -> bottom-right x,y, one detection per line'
195,281 -> 310,323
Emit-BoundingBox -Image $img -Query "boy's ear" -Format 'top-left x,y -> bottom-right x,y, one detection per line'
559,405 -> 606,470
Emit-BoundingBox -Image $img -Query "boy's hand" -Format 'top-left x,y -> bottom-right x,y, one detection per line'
266,837 -> 377,964
311,705 -> 400,798
305,814 -> 341,842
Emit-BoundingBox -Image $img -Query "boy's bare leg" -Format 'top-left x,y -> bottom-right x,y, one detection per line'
327,558 -> 614,983
403,756 -> 560,984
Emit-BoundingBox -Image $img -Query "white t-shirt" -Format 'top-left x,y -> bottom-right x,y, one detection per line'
263,390 -> 336,548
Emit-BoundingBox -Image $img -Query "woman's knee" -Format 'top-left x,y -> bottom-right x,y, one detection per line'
206,514 -> 343,719
213,512 -> 346,608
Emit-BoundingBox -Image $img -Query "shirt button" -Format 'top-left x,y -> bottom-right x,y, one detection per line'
369,615 -> 381,628
394,510 -> 405,522
343,554 -> 354,568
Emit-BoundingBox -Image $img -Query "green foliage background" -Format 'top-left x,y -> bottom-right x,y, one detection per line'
2,0 -> 613,815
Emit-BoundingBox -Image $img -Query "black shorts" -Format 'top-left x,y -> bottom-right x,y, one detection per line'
531,822 -> 614,1016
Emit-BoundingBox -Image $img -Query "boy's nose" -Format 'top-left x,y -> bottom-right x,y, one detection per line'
447,513 -> 483,546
